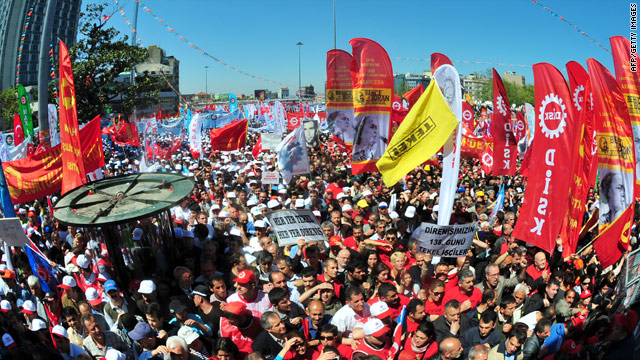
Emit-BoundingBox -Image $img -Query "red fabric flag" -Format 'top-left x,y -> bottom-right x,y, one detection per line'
611,36 -> 640,195
430,53 -> 453,74
480,143 -> 494,174
112,122 -> 140,146
58,40 -> 87,194
402,84 -> 424,111
513,63 -> 578,253
287,112 -> 304,131
326,49 -> 354,146
513,112 -> 527,143
461,102 -> 475,134
157,108 -> 163,122
209,119 -> 248,151
349,38 -> 393,174
593,203 -> 634,268
491,69 -> 517,175
461,134 -> 492,159
2,116 -> 103,204
252,136 -> 262,159
13,114 -> 25,145
389,94 -> 408,142
588,58 -> 636,245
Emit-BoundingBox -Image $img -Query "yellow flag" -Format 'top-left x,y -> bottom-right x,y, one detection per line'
376,80 -> 458,186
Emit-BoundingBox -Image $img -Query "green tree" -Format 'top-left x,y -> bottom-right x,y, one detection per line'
0,88 -> 19,132
69,2 -> 163,122
476,70 -> 534,107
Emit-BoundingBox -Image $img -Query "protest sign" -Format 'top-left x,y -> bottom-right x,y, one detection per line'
266,209 -> 326,246
0,218 -> 28,247
261,133 -> 281,150
414,222 -> 477,258
261,171 -> 280,184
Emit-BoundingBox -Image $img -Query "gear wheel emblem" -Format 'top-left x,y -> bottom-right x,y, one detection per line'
482,152 -> 493,167
496,95 -> 508,116
538,93 -> 567,139
572,85 -> 584,111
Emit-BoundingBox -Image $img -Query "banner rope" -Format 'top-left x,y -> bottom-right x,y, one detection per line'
15,0 -> 38,84
391,57 -> 532,68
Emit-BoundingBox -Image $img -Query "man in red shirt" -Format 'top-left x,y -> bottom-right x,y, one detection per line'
443,269 -> 482,314
392,298 -> 427,353
219,302 -> 262,358
367,282 -> 409,321
352,318 -> 392,360
317,259 -> 342,299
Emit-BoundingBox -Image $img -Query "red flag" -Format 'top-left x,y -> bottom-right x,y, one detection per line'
252,136 -> 262,159
112,122 -> 140,146
349,38 -> 393,174
389,94 -> 408,141
461,134 -> 492,159
58,40 -> 86,194
513,112 -> 527,143
287,112 -> 304,131
588,58 -> 636,245
480,143 -> 494,174
461,102 -> 475,134
326,49 -> 355,145
593,203 -> 634,268
610,36 -> 640,195
402,84 -> 424,111
157,108 -> 163,121
13,114 -> 25,145
430,53 -> 453,74
513,63 -> 578,253
491,69 -> 517,175
209,119 -> 248,151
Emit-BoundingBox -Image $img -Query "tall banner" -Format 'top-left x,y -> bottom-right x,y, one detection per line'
430,53 -> 453,74
434,64 -> 463,228
377,80 -> 458,186
480,142 -> 494,174
559,61 -> 596,256
610,36 -> 640,195
512,63 -> 578,253
276,124 -> 310,183
350,38 -> 393,174
188,113 -> 203,157
462,101 -> 475,134
13,114 -> 24,146
389,93 -> 408,141
47,104 -> 60,147
273,101 -> 286,135
491,69 -> 517,175
209,118 -> 248,151
58,40 -> 86,194
229,93 -> 238,112
588,58 -> 635,236
2,116 -> 104,204
16,84 -> 33,138
326,50 -> 355,145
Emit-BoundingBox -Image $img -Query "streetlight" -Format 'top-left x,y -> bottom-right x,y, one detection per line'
297,42 -> 303,100
333,0 -> 336,49
205,66 -> 209,95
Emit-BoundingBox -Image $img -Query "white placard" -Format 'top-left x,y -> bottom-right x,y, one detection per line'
261,171 -> 280,184
266,209 -> 326,246
0,218 -> 28,247
261,133 -> 281,151
415,222 -> 477,258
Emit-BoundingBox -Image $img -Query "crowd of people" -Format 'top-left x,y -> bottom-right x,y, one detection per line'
0,109 -> 637,360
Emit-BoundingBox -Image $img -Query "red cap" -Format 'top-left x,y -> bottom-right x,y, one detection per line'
233,270 -> 256,284
580,290 -> 592,299
560,340 -> 581,355
329,236 -> 342,247
1,270 -> 15,280
614,310 -> 639,333
224,302 -> 248,315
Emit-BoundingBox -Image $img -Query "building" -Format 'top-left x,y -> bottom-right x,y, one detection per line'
278,88 -> 290,99
135,46 -> 180,92
462,74 -> 490,102
502,71 -> 525,87
0,0 -> 82,90
394,72 -> 431,94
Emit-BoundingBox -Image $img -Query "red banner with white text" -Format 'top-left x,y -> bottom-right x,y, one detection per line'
491,69 -> 517,175
513,63 -> 578,253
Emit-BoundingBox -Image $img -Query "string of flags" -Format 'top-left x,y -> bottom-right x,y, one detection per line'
530,0 -> 610,53
391,57 -> 532,68
111,0 -> 291,87
15,0 -> 38,84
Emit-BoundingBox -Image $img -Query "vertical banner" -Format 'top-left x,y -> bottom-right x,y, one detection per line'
559,61 -> 596,257
188,113 -> 203,157
326,50 -> 355,145
389,94 -> 408,141
273,101 -> 286,135
513,63 -> 577,253
350,38 -> 393,174
16,84 -> 33,138
430,53 -> 453,74
610,36 -> 640,194
13,114 -> 24,146
229,93 -> 238,112
588,58 -> 636,232
58,40 -> 86,194
462,101 -> 475,134
491,69 -> 517,175
47,104 -> 60,147
434,64 -> 462,228
276,124 -> 310,183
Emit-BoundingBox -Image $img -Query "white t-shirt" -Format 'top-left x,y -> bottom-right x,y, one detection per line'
330,303 -> 371,338
517,311 -> 539,330
226,290 -> 271,317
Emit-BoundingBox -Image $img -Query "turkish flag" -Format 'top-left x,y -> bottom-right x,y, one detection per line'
252,136 -> 262,159
431,53 -> 453,74
112,122 -> 140,146
402,84 -> 424,111
13,114 -> 25,145
58,40 -> 87,194
593,204 -> 634,268
210,119 -> 248,151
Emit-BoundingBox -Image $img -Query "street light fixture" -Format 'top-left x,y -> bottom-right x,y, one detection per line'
297,42 -> 303,100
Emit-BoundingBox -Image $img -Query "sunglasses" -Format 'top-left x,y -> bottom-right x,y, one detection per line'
432,292 -> 444,296
319,336 -> 335,340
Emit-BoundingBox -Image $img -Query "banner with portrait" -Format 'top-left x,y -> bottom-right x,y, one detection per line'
275,125 -> 310,183
349,38 -> 393,174
326,49 -> 355,144
303,120 -> 319,147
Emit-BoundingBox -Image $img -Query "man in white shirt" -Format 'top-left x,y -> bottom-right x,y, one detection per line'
330,286 -> 371,340
226,269 -> 271,317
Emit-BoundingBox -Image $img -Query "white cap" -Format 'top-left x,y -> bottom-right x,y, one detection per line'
51,325 -> 68,338
0,300 -> 11,312
251,207 -> 262,216
229,228 -> 242,237
267,199 -> 280,209
295,199 -> 305,209
313,210 -> 321,217
211,204 -> 221,210
370,301 -> 392,319
389,211 -> 399,220
336,193 -> 347,200
132,228 -> 144,241
177,325 -> 200,344
378,201 -> 388,208
105,349 -> 126,360
76,255 -> 90,269
21,300 -> 36,314
85,287 -> 101,302
218,211 -> 229,219
247,198 -> 258,207
254,220 -> 266,228
138,280 -> 156,294
227,192 -> 236,199
362,190 -> 373,197
362,318 -> 388,336
30,318 -> 47,331
405,206 -> 416,218
2,334 -> 14,347
342,204 -> 353,212
61,275 -> 77,289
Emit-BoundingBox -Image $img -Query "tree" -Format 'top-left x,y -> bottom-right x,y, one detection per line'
0,88 -> 19,132
476,69 -> 534,108
69,2 -> 163,122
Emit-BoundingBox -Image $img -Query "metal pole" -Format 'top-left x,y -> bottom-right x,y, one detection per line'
333,0 -> 336,49
297,42 -> 303,99
37,0 -> 58,146
205,66 -> 209,94
130,2 -> 139,122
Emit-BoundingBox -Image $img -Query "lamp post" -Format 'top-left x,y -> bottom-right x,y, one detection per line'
333,0 -> 336,49
205,66 -> 209,95
297,42 -> 303,99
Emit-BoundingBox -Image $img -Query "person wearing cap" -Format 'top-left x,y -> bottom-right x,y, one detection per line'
75,254 -> 99,292
177,325 -> 210,360
226,269 -> 271,317
60,275 -> 84,312
351,318 -> 392,360
30,318 -> 54,347
1,269 -> 30,307
128,321 -> 168,360
191,285 -> 220,337
51,324 -> 90,360
220,301 -> 262,358
103,280 -> 139,329
81,312 -> 132,359
330,286 -> 371,342
136,280 -> 158,315
167,299 -> 212,337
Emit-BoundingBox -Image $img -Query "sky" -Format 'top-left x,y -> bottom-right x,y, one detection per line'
93,0 -> 631,96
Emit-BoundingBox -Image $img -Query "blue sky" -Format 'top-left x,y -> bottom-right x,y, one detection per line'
97,0 -> 630,96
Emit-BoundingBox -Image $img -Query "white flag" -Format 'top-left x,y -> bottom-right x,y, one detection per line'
276,125 -> 310,183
